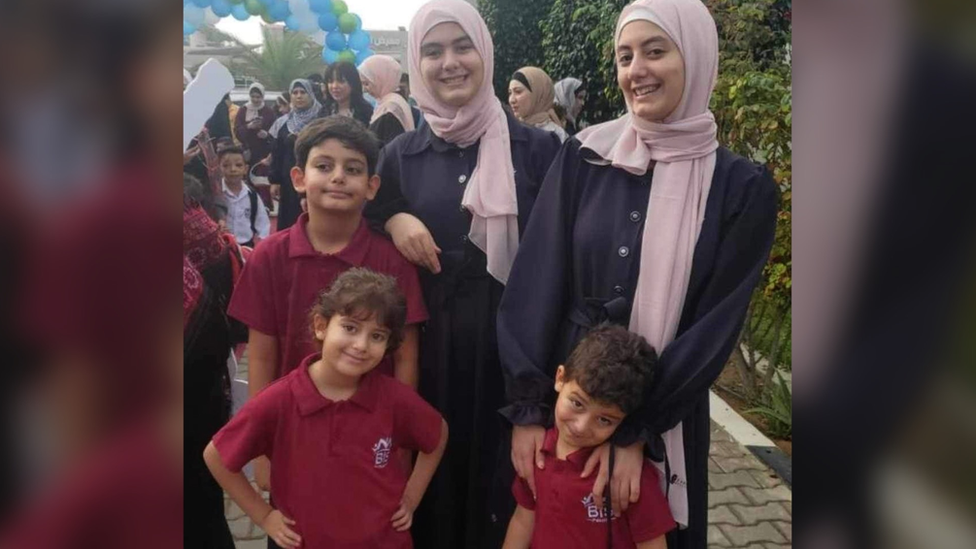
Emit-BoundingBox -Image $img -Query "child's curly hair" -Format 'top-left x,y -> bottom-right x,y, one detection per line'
308,268 -> 407,351
563,324 -> 658,415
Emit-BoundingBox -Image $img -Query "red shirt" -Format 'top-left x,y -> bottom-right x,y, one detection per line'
228,214 -> 428,377
213,354 -> 443,548
513,428 -> 675,548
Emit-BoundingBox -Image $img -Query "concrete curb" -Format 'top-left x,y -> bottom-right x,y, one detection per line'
709,390 -> 792,486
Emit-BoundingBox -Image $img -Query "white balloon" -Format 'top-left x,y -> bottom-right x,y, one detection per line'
184,5 -> 206,27
204,8 -> 220,26
288,0 -> 311,17
299,14 -> 319,34
310,30 -> 326,45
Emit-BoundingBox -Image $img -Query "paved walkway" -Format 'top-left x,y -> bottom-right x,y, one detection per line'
226,355 -> 791,548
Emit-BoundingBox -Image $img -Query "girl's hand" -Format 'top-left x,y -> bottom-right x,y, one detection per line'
581,441 -> 644,512
270,184 -> 281,201
511,425 -> 546,499
385,213 -> 442,274
261,509 -> 302,548
391,494 -> 418,532
258,129 -> 269,139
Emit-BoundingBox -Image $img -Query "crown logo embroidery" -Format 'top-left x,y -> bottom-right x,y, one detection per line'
372,437 -> 392,468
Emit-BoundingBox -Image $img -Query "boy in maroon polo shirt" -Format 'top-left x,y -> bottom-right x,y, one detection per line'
206,269 -> 448,548
503,325 -> 675,549
228,116 -> 428,490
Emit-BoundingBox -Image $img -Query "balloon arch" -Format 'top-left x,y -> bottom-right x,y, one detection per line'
184,0 -> 375,66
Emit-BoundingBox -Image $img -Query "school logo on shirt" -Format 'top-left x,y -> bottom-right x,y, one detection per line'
581,494 -> 617,523
372,437 -> 393,468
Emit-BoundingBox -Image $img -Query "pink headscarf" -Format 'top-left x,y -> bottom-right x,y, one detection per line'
575,0 -> 720,529
408,0 -> 518,284
359,55 -> 416,132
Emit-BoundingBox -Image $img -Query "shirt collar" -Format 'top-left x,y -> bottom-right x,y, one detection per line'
290,354 -> 381,416
287,214 -> 371,265
541,427 -> 598,468
221,179 -> 249,200
401,109 -> 528,156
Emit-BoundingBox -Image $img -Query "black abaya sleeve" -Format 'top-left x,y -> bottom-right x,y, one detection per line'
632,164 -> 779,440
497,139 -> 583,426
268,131 -> 288,186
364,136 -> 412,228
369,113 -> 406,146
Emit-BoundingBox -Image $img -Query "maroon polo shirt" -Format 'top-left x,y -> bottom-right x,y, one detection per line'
213,354 -> 444,548
513,428 -> 675,548
228,213 -> 428,378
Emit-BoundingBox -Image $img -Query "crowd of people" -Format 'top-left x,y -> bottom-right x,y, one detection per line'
183,0 -> 777,547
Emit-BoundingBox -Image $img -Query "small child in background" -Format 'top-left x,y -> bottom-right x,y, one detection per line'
219,146 -> 270,248
205,268 -> 448,548
503,324 -> 675,549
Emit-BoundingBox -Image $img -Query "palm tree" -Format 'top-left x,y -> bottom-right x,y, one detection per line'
201,25 -> 324,91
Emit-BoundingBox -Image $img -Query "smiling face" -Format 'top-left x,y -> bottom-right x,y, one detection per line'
291,138 -> 379,216
616,20 -> 685,122
508,80 -> 531,119
314,312 -> 391,379
553,366 -> 626,454
419,22 -> 485,108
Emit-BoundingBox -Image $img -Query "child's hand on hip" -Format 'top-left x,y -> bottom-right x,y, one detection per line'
391,494 -> 418,532
261,509 -> 302,548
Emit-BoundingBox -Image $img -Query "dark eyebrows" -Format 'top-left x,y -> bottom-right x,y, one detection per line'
617,35 -> 668,52
569,390 -> 589,404
421,34 -> 473,52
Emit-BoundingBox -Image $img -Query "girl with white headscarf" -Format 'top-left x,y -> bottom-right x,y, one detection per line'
554,76 -> 585,134
268,79 -> 324,231
358,54 -> 415,145
232,82 -> 276,164
361,1 -> 562,546
498,1 -> 778,547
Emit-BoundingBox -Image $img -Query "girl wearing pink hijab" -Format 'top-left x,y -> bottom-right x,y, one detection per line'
363,1 -> 561,547
358,54 -> 416,144
497,0 -> 778,547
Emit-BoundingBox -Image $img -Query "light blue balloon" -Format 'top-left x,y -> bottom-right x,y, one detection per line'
317,12 -> 337,32
268,2 -> 290,21
322,48 -> 340,64
231,4 -> 250,21
259,0 -> 275,6
210,0 -> 232,17
285,15 -> 301,30
309,0 -> 333,14
355,48 -> 374,66
184,21 -> 198,35
191,0 -> 212,8
184,4 -> 206,25
325,31 -> 346,51
348,30 -> 370,52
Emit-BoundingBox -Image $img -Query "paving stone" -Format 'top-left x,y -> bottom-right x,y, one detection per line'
228,516 -> 254,540
773,521 -> 792,542
742,485 -> 793,504
714,455 -> 767,473
782,501 -> 792,515
730,502 -> 792,525
708,505 -> 741,525
748,468 -> 785,488
709,441 -> 749,458
707,524 -> 732,547
708,458 -> 723,473
765,544 -> 791,549
709,487 -> 751,507
225,499 -> 246,521
719,522 -> 787,546
709,471 -> 761,490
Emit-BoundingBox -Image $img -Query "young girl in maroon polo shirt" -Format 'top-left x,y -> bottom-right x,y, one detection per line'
503,325 -> 674,549
205,269 -> 448,548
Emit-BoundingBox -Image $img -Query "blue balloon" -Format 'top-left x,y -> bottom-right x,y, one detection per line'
184,21 -> 198,35
317,12 -> 338,32
348,30 -> 370,52
355,48 -> 374,66
191,0 -> 212,8
309,0 -> 333,14
285,15 -> 301,30
210,0 -> 232,17
351,13 -> 362,32
259,0 -> 275,6
322,48 -> 340,64
325,31 -> 346,51
231,4 -> 250,21
268,2 -> 290,21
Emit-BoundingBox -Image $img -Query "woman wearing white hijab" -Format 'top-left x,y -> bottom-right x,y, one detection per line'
362,1 -> 561,547
498,1 -> 778,547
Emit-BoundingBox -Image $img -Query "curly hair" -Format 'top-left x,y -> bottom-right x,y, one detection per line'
308,268 -> 408,351
563,324 -> 658,415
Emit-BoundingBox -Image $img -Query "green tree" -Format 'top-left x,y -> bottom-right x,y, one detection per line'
201,25 -> 325,91
479,0 -> 556,101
